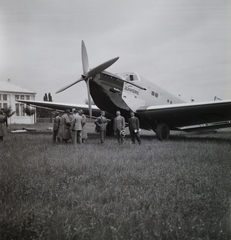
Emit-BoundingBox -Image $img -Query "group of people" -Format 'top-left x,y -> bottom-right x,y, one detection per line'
53,108 -> 87,144
94,110 -> 141,144
1,107 -> 141,144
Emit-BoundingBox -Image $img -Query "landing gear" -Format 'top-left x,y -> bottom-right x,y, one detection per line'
106,120 -> 114,136
156,123 -> 170,140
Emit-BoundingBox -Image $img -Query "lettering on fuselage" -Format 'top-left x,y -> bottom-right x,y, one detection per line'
124,86 -> 139,95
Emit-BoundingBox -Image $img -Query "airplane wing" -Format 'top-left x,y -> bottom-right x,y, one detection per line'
16,100 -> 102,118
136,100 -> 231,139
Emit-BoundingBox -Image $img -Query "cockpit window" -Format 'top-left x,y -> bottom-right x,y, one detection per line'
126,74 -> 139,82
115,72 -> 140,82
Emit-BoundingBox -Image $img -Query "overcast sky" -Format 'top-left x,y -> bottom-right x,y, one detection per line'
1,0 -> 231,104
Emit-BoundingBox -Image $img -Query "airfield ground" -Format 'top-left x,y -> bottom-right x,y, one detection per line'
1,124 -> 231,239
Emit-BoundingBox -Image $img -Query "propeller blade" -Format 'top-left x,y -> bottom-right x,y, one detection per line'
56,77 -> 84,94
86,78 -> 92,118
87,57 -> 119,78
81,40 -> 89,76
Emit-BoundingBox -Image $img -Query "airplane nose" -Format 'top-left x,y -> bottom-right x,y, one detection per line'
56,40 -> 119,118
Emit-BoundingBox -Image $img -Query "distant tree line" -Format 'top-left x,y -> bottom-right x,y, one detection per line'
43,93 -> 53,102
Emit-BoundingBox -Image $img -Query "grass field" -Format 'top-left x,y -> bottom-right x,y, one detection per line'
1,125 -> 231,239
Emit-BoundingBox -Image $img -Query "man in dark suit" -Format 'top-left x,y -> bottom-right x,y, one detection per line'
94,111 -> 108,143
61,109 -> 72,143
128,112 -> 141,144
113,110 -> 125,143
0,110 -> 8,141
53,111 -> 61,143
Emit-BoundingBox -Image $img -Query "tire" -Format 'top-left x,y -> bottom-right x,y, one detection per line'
156,123 -> 170,140
106,120 -> 114,136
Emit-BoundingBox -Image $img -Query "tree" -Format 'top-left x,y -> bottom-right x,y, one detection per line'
43,93 -> 48,101
43,93 -> 53,102
2,106 -> 15,117
48,93 -> 52,102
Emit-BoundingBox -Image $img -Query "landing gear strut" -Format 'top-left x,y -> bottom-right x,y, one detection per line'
106,120 -> 114,136
156,123 -> 170,140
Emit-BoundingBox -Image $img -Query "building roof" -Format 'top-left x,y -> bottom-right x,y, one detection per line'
0,81 -> 36,94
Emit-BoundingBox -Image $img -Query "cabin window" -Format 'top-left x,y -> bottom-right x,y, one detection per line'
3,94 -> 7,101
151,91 -> 158,98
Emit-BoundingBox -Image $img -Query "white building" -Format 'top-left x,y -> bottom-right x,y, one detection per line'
0,80 -> 36,124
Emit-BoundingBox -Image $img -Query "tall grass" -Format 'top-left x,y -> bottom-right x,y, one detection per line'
1,130 -> 231,239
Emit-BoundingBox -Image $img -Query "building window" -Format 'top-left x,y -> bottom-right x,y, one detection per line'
0,103 -> 1,109
15,103 -> 20,116
20,104 -> 25,116
0,94 -> 1,100
3,103 -> 7,109
20,95 -> 24,100
26,95 -> 30,100
15,95 -> 19,100
3,94 -> 7,101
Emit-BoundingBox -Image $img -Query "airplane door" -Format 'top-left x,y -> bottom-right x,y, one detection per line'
122,82 -> 146,112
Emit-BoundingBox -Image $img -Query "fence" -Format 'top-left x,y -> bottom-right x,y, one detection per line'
36,118 -> 53,123
36,118 -> 95,124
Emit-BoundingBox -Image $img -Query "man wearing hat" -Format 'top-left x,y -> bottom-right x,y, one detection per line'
60,109 -> 71,143
0,110 -> 8,141
128,112 -> 141,144
71,109 -> 82,144
69,108 -> 76,143
94,111 -> 108,143
113,110 -> 125,143
79,109 -> 88,143
52,111 -> 61,143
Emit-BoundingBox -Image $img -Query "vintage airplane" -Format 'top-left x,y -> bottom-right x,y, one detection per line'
17,41 -> 231,140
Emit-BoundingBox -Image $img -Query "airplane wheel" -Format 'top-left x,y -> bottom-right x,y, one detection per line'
106,121 -> 114,136
156,123 -> 170,140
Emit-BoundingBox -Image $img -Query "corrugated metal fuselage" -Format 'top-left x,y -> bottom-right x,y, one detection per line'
89,73 -> 130,118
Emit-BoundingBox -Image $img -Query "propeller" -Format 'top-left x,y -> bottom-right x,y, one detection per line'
56,40 -> 119,118
56,78 -> 84,94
